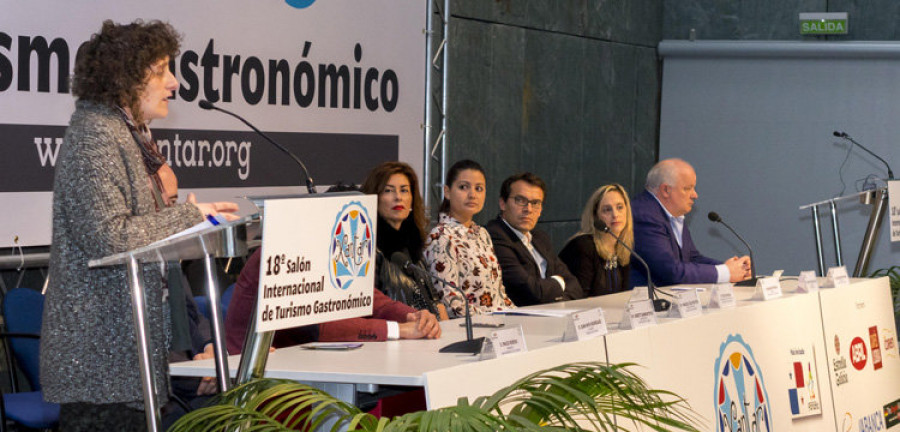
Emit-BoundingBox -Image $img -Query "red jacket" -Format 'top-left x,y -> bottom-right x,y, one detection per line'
226,249 -> 416,354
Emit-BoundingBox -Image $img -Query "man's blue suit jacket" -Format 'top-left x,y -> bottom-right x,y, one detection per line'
630,190 -> 721,287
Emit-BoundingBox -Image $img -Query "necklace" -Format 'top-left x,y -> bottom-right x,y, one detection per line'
604,254 -> 618,270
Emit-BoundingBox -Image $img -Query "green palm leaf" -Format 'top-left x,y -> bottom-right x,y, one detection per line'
168,362 -> 702,432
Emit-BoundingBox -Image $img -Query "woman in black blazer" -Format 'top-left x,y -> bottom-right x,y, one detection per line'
559,184 -> 633,296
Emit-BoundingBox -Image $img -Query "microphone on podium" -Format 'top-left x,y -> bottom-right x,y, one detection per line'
707,211 -> 758,287
833,131 -> 894,180
199,100 -> 317,194
593,219 -> 670,312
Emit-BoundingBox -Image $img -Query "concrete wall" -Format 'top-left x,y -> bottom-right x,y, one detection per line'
665,0 -> 900,40
435,0 -> 663,251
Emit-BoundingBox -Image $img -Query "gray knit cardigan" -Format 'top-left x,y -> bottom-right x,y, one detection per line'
40,100 -> 203,408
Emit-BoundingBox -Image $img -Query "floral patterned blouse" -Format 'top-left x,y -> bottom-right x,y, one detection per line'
424,213 -> 515,317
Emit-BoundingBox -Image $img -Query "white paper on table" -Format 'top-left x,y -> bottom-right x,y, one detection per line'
492,309 -> 580,318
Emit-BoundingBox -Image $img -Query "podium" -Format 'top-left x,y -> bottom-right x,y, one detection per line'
799,187 -> 888,276
89,214 -> 257,431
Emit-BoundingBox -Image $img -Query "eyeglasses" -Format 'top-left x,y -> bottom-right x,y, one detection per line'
512,196 -> 543,209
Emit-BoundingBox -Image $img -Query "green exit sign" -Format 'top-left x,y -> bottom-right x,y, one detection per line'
800,12 -> 848,35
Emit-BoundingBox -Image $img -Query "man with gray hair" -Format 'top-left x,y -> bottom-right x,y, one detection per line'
630,158 -> 750,287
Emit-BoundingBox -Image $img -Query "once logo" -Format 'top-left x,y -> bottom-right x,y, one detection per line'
850,336 -> 868,370
328,202 -> 374,290
285,0 -> 316,9
713,334 -> 772,432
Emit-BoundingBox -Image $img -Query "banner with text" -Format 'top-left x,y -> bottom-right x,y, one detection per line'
0,0 -> 426,247
257,195 -> 377,331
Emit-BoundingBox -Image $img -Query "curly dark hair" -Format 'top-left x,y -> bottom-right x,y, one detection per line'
361,161 -> 428,241
72,20 -> 180,125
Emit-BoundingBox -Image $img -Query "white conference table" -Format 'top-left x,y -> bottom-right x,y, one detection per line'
171,310 -> 606,408
171,277 -> 900,431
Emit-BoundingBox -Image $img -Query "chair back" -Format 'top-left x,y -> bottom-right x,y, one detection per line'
2,288 -> 44,390
195,283 -> 236,323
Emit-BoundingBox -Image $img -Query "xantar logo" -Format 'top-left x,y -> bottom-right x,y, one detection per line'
328,202 -> 373,290
713,334 -> 772,432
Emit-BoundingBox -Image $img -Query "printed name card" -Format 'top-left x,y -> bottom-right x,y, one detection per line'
796,271 -> 819,293
752,276 -> 783,301
619,299 -> 657,330
479,325 -> 527,360
708,283 -> 736,309
629,286 -> 650,302
667,289 -> 703,319
825,266 -> 850,288
562,307 -> 608,342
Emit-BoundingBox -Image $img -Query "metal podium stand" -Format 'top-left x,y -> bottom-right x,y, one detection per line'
89,214 -> 258,431
799,187 -> 888,277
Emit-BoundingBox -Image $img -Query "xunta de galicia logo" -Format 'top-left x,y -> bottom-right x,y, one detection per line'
328,201 -> 373,290
714,334 -> 773,432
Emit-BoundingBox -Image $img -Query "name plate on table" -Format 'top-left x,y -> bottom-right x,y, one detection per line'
708,284 -> 736,309
256,195 -> 378,332
562,307 -> 608,342
619,299 -> 657,330
752,276 -> 783,301
629,286 -> 650,302
825,266 -> 850,288
796,271 -> 819,293
479,325 -> 527,360
667,289 -> 703,319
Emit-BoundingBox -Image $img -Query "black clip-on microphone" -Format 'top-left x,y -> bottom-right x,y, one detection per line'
833,131 -> 895,180
199,100 -> 317,194
707,211 -> 758,287
594,220 -> 670,312
390,252 -> 484,354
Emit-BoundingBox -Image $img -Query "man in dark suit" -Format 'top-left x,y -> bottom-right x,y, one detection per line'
487,173 -> 582,306
631,158 -> 751,287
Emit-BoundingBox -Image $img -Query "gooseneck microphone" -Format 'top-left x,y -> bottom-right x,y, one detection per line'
594,219 -> 670,312
388,251 -> 441,311
707,211 -> 758,287
833,131 -> 895,180
199,100 -> 317,194
391,252 -> 484,354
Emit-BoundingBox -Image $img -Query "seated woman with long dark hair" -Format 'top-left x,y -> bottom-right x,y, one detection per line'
361,162 -> 448,320
559,183 -> 633,296
424,159 -> 515,317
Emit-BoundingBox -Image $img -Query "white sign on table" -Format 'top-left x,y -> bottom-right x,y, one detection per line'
796,271 -> 819,293
752,276 -> 783,301
480,325 -> 527,360
629,286 -> 650,302
667,289 -> 703,319
825,266 -> 850,288
562,307 -> 608,342
256,195 -> 377,332
708,283 -> 736,309
619,299 -> 657,330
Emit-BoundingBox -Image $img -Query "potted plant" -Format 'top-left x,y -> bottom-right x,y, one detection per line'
169,361 -> 702,431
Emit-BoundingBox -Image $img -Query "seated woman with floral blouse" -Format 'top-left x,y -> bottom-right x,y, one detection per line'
424,159 -> 515,317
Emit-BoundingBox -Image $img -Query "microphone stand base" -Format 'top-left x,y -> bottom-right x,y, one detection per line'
439,337 -> 486,354
652,298 -> 671,312
734,277 -> 760,287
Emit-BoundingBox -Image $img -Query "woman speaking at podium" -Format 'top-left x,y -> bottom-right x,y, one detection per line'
40,20 -> 236,430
